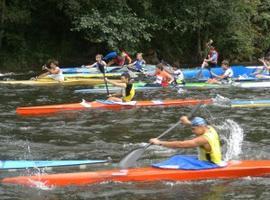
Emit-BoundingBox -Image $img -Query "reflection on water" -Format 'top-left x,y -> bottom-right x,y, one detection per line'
0,78 -> 270,199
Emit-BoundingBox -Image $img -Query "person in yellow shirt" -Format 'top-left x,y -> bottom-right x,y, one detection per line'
149,116 -> 222,166
105,72 -> 135,102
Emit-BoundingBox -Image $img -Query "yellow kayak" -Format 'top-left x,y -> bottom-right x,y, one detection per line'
0,78 -> 105,86
60,73 -> 122,79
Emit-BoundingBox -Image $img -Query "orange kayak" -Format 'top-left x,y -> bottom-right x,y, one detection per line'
16,99 -> 213,116
2,160 -> 270,187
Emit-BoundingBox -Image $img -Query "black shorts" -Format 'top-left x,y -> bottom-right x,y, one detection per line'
206,62 -> 217,69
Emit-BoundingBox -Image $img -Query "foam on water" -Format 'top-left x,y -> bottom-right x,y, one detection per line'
216,119 -> 244,161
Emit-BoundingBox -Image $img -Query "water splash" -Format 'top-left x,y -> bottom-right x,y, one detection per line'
177,88 -> 186,95
28,178 -> 55,190
215,119 -> 244,161
212,94 -> 231,107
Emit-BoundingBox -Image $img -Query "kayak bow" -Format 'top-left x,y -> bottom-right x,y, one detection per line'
2,160 -> 270,187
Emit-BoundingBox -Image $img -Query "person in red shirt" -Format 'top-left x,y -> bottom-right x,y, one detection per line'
105,50 -> 132,66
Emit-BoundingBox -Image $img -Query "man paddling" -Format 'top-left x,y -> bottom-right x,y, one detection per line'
201,45 -> 218,69
149,116 -> 223,166
82,54 -> 107,71
146,63 -> 173,87
105,72 -> 135,102
104,49 -> 132,66
207,60 -> 233,84
36,59 -> 64,82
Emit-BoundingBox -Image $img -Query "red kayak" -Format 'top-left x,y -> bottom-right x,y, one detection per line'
16,99 -> 212,116
2,160 -> 270,187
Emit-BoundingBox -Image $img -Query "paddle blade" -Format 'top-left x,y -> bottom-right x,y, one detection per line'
119,147 -> 146,169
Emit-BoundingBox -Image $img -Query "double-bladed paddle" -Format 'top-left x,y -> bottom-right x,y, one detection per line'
119,103 -> 203,169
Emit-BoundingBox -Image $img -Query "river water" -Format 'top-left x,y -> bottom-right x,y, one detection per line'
0,73 -> 270,199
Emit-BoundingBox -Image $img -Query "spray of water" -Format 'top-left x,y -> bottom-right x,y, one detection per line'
212,94 -> 231,108
215,119 -> 244,161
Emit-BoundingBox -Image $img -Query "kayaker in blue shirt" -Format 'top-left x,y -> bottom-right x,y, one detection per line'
103,50 -> 132,66
127,53 -> 146,72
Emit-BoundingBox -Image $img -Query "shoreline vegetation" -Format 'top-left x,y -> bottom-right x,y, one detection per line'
1,0 -> 270,71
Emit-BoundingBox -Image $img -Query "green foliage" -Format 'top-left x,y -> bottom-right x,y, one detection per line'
1,0 -> 270,70
72,8 -> 153,52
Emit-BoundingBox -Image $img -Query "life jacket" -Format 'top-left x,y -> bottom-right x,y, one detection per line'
122,83 -> 135,102
96,62 -> 106,73
134,60 -> 146,71
198,126 -> 222,165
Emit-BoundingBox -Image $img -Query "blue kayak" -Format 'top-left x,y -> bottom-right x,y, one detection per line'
183,65 -> 262,79
231,99 -> 270,107
0,160 -> 107,170
61,65 -> 156,74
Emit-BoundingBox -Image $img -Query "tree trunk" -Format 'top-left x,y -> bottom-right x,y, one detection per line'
0,0 -> 6,50
196,4 -> 202,63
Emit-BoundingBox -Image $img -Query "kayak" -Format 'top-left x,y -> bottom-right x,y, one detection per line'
235,81 -> 270,88
0,78 -> 104,86
231,99 -> 270,108
2,160 -> 270,187
61,65 -> 262,79
75,80 -> 270,94
62,72 -> 123,78
183,65 -> 263,79
61,65 -> 156,74
0,160 -> 107,170
16,99 -> 212,116
16,97 -> 270,116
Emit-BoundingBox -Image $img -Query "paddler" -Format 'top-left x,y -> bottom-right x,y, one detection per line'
82,54 -> 107,71
146,63 -> 173,87
165,63 -> 185,85
254,57 -> 270,79
105,72 -> 135,102
201,45 -> 219,69
104,49 -> 132,66
127,52 -> 146,72
36,59 -> 64,82
207,60 -> 233,84
149,116 -> 223,166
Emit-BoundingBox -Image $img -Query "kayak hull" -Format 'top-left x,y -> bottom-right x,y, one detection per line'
2,160 -> 270,187
75,80 -> 270,94
0,160 -> 107,170
231,99 -> 270,108
0,78 -> 104,86
61,65 -> 156,74
183,65 -> 261,79
16,99 -> 212,116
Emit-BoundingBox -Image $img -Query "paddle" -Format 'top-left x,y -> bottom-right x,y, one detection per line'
98,64 -> 110,96
196,39 -> 214,79
119,103 -> 203,169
